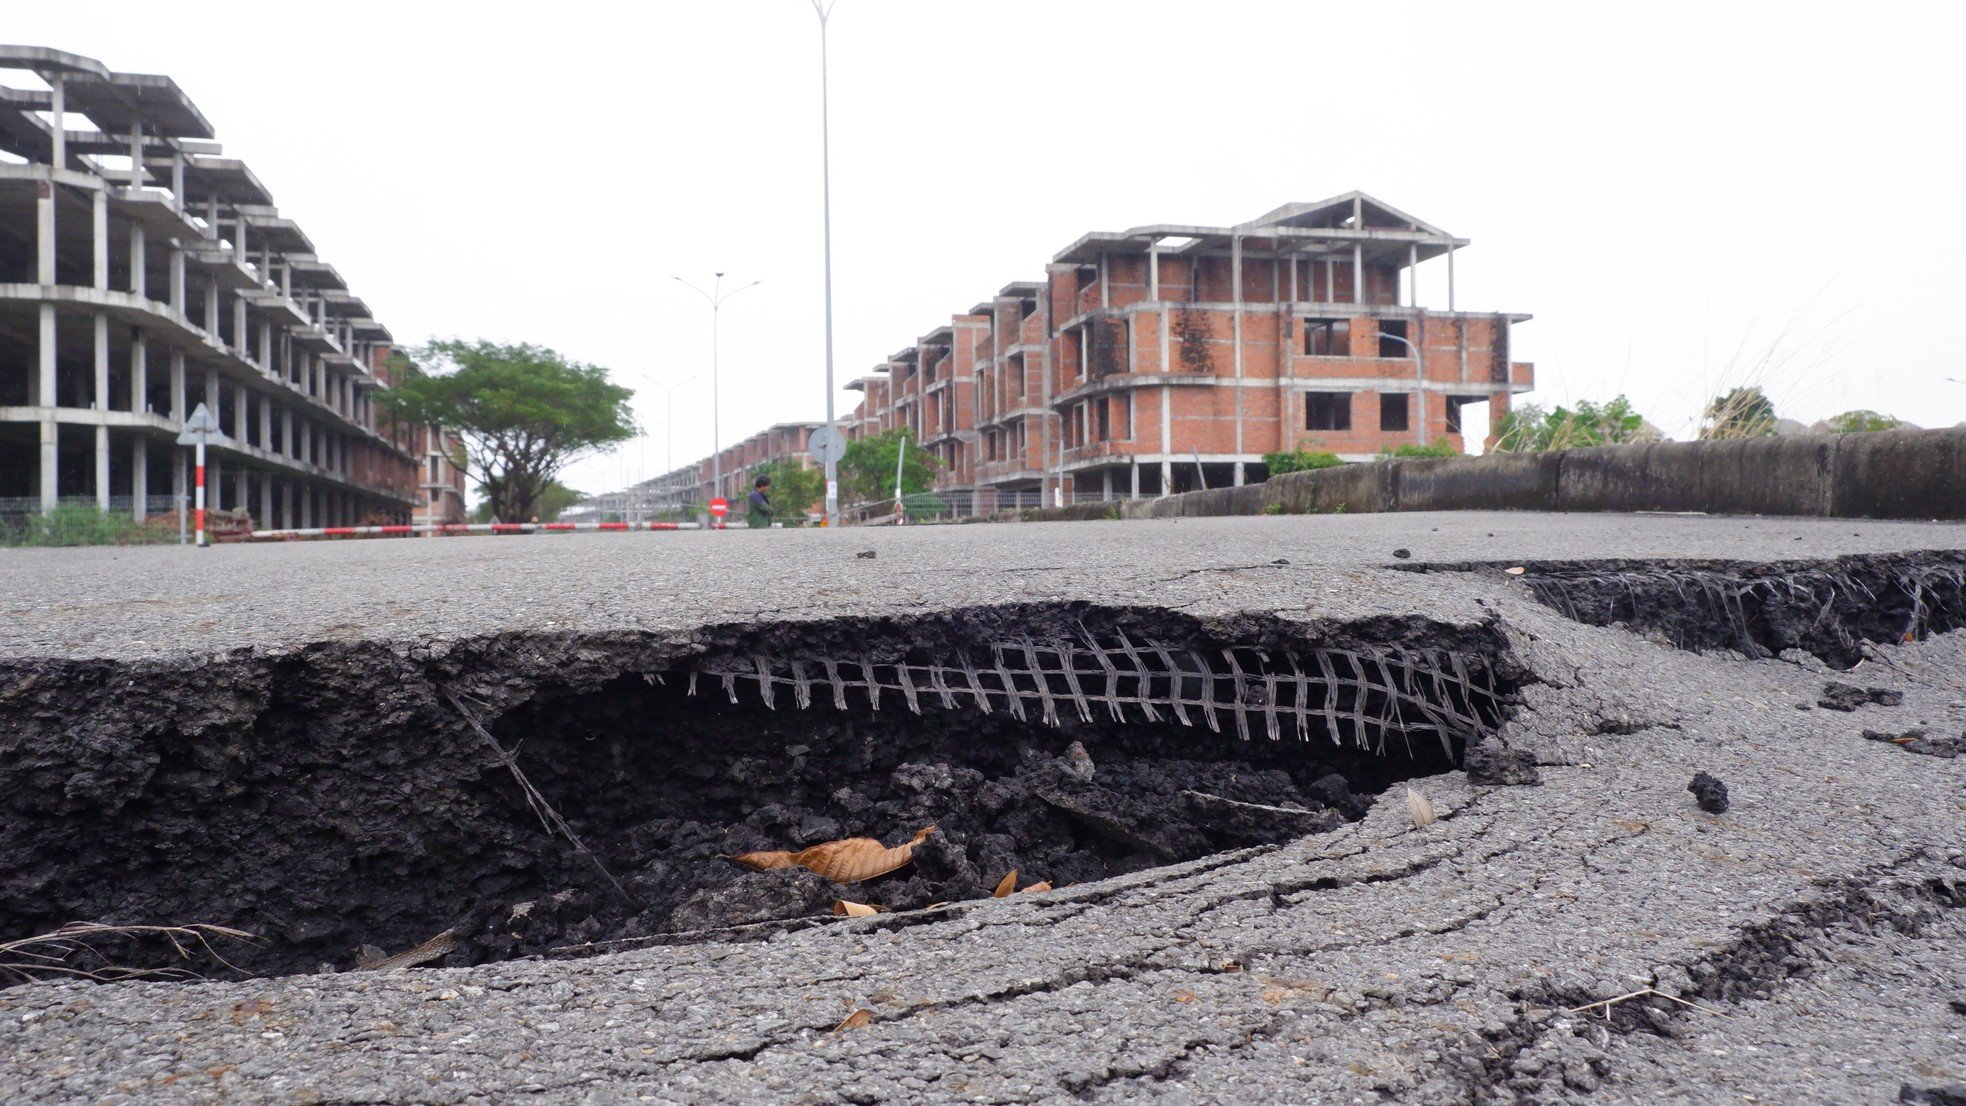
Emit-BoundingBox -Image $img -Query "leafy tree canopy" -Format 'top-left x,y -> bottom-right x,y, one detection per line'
1701,386 -> 1778,440
751,460 -> 824,524
1493,395 -> 1647,453
380,341 -> 635,522
838,429 -> 939,505
1824,409 -> 1903,433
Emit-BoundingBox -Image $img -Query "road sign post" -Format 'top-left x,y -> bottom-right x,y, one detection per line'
175,403 -> 228,549
708,497 -> 729,528
807,426 -> 846,528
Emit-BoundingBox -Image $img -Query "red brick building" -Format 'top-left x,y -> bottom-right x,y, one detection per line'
849,191 -> 1532,509
636,192 -> 1533,516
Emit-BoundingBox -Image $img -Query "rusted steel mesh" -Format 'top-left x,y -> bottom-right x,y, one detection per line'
1521,560 -> 1966,659
688,633 -> 1507,757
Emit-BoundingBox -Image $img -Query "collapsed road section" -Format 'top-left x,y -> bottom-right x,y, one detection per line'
1,514 -> 1963,1105
0,605 -> 1525,977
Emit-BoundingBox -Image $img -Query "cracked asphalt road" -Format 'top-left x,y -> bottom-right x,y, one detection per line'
3,512 -> 1965,1103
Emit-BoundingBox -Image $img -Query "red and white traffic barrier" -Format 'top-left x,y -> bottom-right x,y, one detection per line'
245,521 -> 702,542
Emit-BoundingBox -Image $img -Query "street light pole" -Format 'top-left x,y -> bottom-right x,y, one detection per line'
673,276 -> 760,525
811,0 -> 841,527
643,375 -> 697,479
1377,331 -> 1428,447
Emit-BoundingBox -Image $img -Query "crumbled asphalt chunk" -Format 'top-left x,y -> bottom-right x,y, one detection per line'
856,550 -> 876,559
1392,548 -> 1412,559
1820,681 -> 1903,711
1463,743 -> 1542,786
1688,771 -> 1730,813
1950,998 -> 1966,1016
1901,1084 -> 1966,1106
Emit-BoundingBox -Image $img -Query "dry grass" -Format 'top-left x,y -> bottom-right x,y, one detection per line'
1,921 -> 257,985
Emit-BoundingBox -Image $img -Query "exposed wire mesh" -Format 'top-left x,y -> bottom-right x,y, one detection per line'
1522,558 -> 1966,662
686,632 -> 1508,757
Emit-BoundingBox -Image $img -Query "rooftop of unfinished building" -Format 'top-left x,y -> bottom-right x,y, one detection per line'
1049,190 -> 1469,265
2,511 -> 1963,663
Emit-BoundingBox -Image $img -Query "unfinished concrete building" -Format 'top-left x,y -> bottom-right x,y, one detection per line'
624,193 -> 1533,516
0,46 -> 424,528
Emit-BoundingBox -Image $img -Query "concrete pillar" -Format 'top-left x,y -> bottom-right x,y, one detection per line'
208,457 -> 220,511
1130,462 -> 1140,499
39,417 -> 57,513
205,278 -> 219,335
132,436 -> 148,521
94,314 -> 109,508
92,192 -> 108,290
1352,245 -> 1363,305
204,369 -> 218,416
300,483 -> 312,528
1446,246 -> 1457,312
48,77 -> 65,168
260,473 -> 272,529
37,177 -> 56,285
170,248 -> 185,313
283,408 -> 294,459
259,395 -> 272,453
173,446 -> 186,523
1101,469 -> 1113,502
234,384 -> 248,443
169,351 -> 186,421
259,320 -> 271,372
281,480 -> 293,529
130,223 -> 146,298
233,296 -> 246,353
130,332 -> 147,414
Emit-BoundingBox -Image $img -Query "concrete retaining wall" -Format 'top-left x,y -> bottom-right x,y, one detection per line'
985,428 -> 1966,524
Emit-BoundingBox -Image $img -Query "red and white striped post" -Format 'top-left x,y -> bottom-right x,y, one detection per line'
176,401 -> 223,549
194,436 -> 207,548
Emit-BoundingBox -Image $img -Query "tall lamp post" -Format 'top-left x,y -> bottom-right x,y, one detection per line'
810,0 -> 841,527
672,274 -> 761,522
1376,331 -> 1429,447
642,375 -> 698,480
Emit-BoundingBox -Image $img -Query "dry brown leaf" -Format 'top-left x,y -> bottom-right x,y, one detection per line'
1406,787 -> 1438,827
731,850 -> 796,871
792,826 -> 936,883
834,1008 -> 872,1031
992,870 -> 1018,898
1019,881 -> 1052,894
832,900 -> 878,917
1172,989 -> 1198,1004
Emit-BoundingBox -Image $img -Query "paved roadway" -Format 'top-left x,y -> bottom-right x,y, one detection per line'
2,512 -> 1964,1104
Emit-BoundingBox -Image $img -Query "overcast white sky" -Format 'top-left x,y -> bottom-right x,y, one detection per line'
14,1 -> 1964,495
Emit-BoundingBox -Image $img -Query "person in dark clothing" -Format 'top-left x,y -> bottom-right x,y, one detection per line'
746,475 -> 773,529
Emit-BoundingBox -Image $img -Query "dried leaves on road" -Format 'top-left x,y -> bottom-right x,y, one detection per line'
732,826 -> 937,883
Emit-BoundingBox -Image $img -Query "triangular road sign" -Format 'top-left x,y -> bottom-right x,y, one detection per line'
176,402 -> 232,446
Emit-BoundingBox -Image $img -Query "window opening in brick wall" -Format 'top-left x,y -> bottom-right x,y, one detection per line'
1445,394 -> 1485,435
1306,392 -> 1352,432
1377,319 -> 1409,359
1303,318 -> 1349,357
1380,393 -> 1410,432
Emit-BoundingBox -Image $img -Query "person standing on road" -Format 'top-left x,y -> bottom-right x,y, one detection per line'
746,475 -> 773,529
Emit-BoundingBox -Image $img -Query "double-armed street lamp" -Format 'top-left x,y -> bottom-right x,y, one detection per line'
672,274 -> 761,517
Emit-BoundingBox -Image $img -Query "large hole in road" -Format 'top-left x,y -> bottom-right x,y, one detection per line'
1509,550 -> 1966,667
0,606 -> 1524,981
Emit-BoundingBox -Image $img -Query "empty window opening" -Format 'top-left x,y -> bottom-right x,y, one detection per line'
1377,319 -> 1410,358
1380,393 -> 1410,432
1303,318 -> 1349,357
1307,392 -> 1353,432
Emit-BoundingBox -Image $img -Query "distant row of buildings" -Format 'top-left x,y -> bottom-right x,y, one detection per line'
0,46 -> 466,530
619,192 -> 1534,518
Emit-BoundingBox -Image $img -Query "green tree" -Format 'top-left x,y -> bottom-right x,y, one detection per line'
1700,386 -> 1778,440
380,341 -> 636,522
838,429 -> 939,506
1824,409 -> 1902,433
1493,395 -> 1647,452
752,460 -> 823,524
